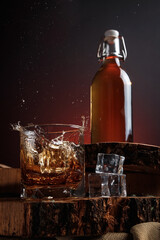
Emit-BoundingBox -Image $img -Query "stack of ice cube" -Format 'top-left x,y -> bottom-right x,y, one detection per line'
88,154 -> 127,197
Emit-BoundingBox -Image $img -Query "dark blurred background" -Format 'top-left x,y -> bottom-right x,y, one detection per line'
1,0 -> 160,167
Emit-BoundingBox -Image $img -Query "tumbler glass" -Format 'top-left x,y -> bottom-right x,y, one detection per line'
19,123 -> 85,199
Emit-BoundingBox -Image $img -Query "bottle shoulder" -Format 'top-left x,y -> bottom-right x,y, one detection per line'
92,63 -> 131,85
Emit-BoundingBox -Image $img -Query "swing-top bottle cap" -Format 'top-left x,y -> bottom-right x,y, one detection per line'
97,29 -> 127,61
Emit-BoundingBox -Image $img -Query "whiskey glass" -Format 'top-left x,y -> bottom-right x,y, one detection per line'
20,123 -> 85,199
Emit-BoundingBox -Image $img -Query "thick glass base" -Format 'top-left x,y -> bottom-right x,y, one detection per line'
21,180 -> 85,199
21,185 -> 72,199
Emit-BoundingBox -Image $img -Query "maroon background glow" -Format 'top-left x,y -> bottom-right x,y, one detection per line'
1,0 -> 160,167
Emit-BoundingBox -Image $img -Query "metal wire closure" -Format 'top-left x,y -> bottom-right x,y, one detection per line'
97,34 -> 127,62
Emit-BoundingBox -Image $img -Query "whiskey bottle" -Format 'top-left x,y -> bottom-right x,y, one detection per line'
90,29 -> 133,143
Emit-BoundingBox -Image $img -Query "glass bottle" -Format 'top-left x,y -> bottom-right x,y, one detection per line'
90,29 -> 133,143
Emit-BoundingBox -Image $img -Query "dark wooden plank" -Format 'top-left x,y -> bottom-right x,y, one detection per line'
0,197 -> 160,238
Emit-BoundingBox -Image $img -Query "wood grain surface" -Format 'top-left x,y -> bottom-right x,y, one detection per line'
0,197 -> 160,238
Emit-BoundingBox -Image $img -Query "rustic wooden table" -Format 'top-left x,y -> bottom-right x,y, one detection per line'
0,142 -> 160,238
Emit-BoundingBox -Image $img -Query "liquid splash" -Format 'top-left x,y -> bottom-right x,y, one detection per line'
12,121 -> 85,187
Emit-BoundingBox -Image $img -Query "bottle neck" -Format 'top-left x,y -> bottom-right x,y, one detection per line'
102,56 -> 120,67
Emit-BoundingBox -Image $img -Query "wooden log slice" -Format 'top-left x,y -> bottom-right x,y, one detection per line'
0,197 -> 160,238
85,142 -> 160,169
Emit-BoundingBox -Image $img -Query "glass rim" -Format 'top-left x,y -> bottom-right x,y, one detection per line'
25,123 -> 82,129
22,123 -> 84,134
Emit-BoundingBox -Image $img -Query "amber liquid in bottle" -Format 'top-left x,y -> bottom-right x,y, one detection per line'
91,56 -> 133,143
